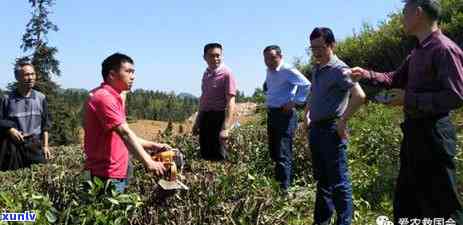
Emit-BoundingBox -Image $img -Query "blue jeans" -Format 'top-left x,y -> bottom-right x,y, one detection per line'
83,176 -> 129,195
267,108 -> 297,190
109,178 -> 129,193
309,121 -> 353,225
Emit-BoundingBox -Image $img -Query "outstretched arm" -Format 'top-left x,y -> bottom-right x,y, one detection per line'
115,123 -> 165,176
350,55 -> 410,90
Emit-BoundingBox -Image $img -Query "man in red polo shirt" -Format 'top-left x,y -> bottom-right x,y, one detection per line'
84,53 -> 166,192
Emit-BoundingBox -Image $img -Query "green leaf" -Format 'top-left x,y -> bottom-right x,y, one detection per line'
247,174 -> 256,180
45,210 -> 57,223
114,217 -> 123,225
31,193 -> 44,200
93,177 -> 104,188
107,197 -> 120,205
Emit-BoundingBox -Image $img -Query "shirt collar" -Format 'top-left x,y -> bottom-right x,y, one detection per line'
268,62 -> 285,72
14,88 -> 35,99
418,29 -> 441,49
275,62 -> 284,72
101,82 -> 123,96
316,54 -> 338,70
206,64 -> 225,74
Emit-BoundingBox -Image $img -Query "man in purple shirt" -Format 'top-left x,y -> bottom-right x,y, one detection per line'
193,43 -> 237,161
350,0 -> 463,223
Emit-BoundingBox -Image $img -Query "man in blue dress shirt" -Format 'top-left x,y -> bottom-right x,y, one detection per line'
263,45 -> 311,191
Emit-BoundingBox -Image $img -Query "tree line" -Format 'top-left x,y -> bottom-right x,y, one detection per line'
13,0 -> 462,145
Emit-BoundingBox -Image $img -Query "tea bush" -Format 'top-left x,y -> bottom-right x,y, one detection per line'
0,104 -> 462,225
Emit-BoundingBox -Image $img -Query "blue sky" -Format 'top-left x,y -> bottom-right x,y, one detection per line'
1,0 -> 402,96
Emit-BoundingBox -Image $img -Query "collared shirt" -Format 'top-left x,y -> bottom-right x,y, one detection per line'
84,83 -> 128,179
200,64 -> 237,111
309,55 -> 355,122
365,30 -> 463,117
265,63 -> 310,108
0,89 -> 50,136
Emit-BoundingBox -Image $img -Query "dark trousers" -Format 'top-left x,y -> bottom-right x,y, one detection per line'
309,121 -> 353,225
267,108 -> 297,190
199,110 -> 227,161
394,115 -> 463,224
0,135 -> 46,171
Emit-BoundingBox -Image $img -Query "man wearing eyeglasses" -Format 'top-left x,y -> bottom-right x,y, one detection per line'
304,27 -> 366,225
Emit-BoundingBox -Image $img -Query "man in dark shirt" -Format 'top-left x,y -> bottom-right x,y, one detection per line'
0,61 -> 51,169
350,0 -> 463,223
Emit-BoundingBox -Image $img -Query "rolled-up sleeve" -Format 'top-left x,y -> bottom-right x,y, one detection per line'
225,72 -> 237,97
336,67 -> 355,91
288,68 -> 311,105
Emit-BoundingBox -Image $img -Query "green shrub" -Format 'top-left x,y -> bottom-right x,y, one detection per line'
0,105 -> 461,224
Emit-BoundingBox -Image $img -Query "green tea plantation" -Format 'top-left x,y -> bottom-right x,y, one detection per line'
0,104 -> 462,225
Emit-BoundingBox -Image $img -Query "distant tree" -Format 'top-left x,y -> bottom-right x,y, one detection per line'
125,89 -> 198,122
17,0 -> 80,145
235,90 -> 246,103
251,88 -> 266,104
164,121 -> 174,137
293,57 -> 313,81
19,0 -> 60,94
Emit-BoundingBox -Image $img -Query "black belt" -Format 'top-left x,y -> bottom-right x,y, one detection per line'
268,107 -> 283,111
404,112 -> 449,121
311,117 -> 339,127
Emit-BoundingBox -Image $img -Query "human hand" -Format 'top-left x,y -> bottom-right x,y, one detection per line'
349,67 -> 370,82
282,102 -> 295,114
336,119 -> 348,140
8,128 -> 24,144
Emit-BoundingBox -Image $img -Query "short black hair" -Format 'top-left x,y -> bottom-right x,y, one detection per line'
309,27 -> 336,46
101,53 -> 134,81
14,60 -> 34,78
204,43 -> 223,55
404,0 -> 441,21
263,45 -> 282,55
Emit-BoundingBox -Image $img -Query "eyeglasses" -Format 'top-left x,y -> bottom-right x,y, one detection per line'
309,45 -> 327,50
305,45 -> 327,54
